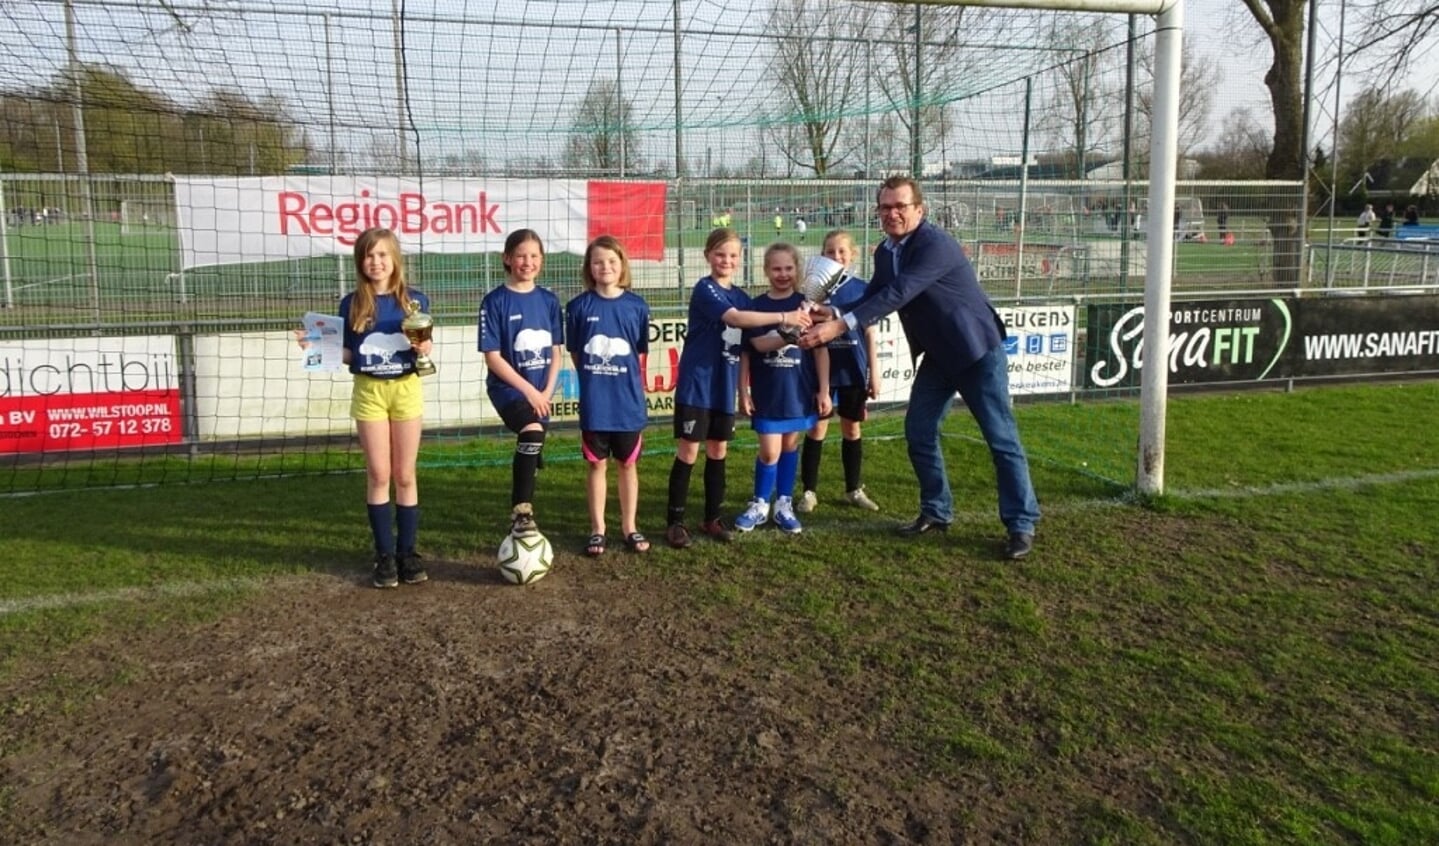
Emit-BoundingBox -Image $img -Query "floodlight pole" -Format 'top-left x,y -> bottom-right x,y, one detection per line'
65,0 -> 102,325
911,4 -> 922,176
615,27 -> 626,178
0,166 -> 12,308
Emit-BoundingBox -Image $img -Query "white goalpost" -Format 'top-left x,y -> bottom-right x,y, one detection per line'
869,0 -> 1185,496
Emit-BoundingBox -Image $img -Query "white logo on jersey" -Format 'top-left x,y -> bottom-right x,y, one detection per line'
583,333 -> 633,367
721,325 -> 743,363
514,328 -> 554,363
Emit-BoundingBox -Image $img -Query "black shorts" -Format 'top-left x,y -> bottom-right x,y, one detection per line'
672,403 -> 736,443
498,399 -> 545,434
582,430 -> 643,465
829,386 -> 869,423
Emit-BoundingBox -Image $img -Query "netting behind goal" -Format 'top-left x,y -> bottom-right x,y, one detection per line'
0,0 -> 1312,493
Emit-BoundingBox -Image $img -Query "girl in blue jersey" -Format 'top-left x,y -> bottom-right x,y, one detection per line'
566,235 -> 651,556
797,229 -> 882,514
735,243 -> 831,534
479,229 -> 564,539
664,227 -> 814,549
339,227 -> 433,588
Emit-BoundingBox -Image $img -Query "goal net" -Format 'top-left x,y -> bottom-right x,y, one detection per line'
0,0 -> 1212,495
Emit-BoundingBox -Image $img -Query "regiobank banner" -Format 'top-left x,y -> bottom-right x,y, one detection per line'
174,176 -> 667,269
1085,294 -> 1439,389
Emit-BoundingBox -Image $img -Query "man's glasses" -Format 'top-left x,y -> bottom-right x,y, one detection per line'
876,202 -> 918,214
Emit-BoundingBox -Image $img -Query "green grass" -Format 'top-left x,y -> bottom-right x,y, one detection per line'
1,381 -> 1436,842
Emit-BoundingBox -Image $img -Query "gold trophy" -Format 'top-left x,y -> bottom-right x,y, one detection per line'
401,299 -> 437,377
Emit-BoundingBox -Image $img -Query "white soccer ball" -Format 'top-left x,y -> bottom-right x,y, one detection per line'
497,532 -> 554,585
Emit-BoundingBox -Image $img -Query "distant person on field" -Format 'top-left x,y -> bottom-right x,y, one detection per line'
795,217 -> 808,241
480,229 -> 564,541
565,235 -> 652,557
797,229 -> 881,516
336,228 -> 433,589
801,176 -> 1041,561
1217,202 -> 1232,245
1356,204 -> 1376,240
1377,202 -> 1396,238
1403,205 -> 1420,227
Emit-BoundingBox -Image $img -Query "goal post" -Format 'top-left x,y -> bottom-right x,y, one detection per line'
864,0 -> 1185,496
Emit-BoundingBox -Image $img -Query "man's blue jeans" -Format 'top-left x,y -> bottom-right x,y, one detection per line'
904,344 -> 1040,535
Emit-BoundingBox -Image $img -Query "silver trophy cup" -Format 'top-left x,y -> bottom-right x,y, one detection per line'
779,255 -> 852,344
800,254 -> 852,305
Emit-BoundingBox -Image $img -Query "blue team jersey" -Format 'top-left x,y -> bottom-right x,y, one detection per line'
565,289 -> 650,432
478,284 -> 564,410
823,275 -> 871,388
340,290 -> 430,379
675,276 -> 750,413
743,292 -> 819,420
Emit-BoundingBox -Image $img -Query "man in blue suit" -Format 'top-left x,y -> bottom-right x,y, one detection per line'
801,176 -> 1039,560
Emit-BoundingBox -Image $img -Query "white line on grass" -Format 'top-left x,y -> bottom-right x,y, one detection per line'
1168,468 -> 1439,499
0,574 -> 287,617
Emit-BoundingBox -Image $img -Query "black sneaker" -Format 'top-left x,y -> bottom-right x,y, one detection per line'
1004,533 -> 1035,560
511,502 -> 538,538
372,553 -> 399,589
398,552 -> 428,584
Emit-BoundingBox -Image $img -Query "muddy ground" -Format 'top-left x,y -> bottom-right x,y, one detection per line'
0,555 -> 1025,845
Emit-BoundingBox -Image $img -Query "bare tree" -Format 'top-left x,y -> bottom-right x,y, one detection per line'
562,79 -> 635,176
1238,0 -> 1306,181
1196,106 -> 1272,180
1346,1 -> 1439,77
869,4 -> 1014,175
1132,39 -> 1221,166
1037,15 -> 1122,178
763,0 -> 871,177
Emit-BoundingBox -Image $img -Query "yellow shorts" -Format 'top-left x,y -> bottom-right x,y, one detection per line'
351,373 -> 423,422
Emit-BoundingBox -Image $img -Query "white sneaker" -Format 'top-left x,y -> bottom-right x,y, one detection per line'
796,490 -> 817,513
773,497 -> 803,534
734,498 -> 770,532
844,486 -> 880,511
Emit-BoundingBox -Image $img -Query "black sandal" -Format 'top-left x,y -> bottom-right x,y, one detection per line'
623,532 -> 651,554
585,534 -> 607,557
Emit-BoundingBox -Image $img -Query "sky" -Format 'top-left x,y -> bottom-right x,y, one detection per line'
2,0 -> 1435,170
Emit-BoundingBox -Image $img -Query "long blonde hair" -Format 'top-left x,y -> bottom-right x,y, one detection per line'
348,228 -> 410,332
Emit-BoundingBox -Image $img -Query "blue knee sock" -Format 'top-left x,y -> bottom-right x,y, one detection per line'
753,459 -> 778,503
776,449 -> 799,498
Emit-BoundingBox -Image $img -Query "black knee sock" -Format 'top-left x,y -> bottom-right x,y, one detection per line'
842,437 -> 863,492
800,436 -> 824,492
667,458 -> 695,526
395,503 -> 419,556
366,502 -> 394,556
703,456 -> 727,522
512,429 -> 545,505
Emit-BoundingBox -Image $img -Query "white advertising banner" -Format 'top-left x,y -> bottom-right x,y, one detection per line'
997,305 -> 1076,395
173,176 -> 667,269
192,327 -> 491,440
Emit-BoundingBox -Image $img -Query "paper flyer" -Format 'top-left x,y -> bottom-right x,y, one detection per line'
299,312 -> 345,372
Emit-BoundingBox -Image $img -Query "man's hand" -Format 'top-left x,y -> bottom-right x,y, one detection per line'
799,319 -> 844,349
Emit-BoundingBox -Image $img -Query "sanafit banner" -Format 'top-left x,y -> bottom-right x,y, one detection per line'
1085,294 -> 1439,389
173,176 -> 666,269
